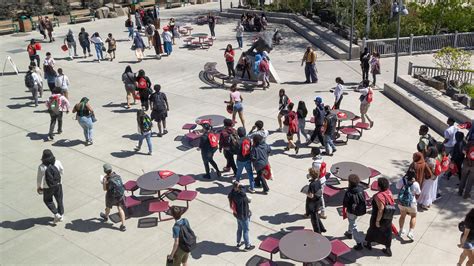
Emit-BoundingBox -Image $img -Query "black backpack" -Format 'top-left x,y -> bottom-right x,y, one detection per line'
350,191 -> 367,216
421,134 -> 438,148
178,219 -> 197,252
146,25 -> 154,35
66,34 -> 74,43
108,175 -> 125,199
25,71 -> 35,88
152,92 -> 166,112
45,164 -> 61,187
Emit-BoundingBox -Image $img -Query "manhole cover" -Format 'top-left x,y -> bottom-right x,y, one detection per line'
6,48 -> 25,54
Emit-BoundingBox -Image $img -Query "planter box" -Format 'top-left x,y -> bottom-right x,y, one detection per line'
446,87 -> 460,97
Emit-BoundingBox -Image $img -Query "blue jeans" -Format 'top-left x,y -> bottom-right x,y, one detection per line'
94,44 -> 103,60
237,217 -> 250,247
324,134 -> 336,154
78,116 -> 93,142
137,131 -> 152,153
163,41 -> 172,55
236,37 -> 243,48
347,213 -> 363,244
236,160 -> 254,190
128,27 -> 134,39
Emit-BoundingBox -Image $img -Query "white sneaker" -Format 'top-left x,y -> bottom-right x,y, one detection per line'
53,213 -> 61,223
58,215 -> 64,222
407,231 -> 414,240
399,229 -> 406,237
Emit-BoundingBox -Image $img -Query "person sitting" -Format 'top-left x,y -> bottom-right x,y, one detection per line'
273,29 -> 282,45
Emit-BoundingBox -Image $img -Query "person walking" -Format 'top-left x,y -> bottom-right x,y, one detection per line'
150,84 -> 169,137
235,127 -> 255,193
54,68 -> 70,99
132,31 -> 145,62
43,52 -> 56,91
396,169 -> 421,241
364,177 -> 395,257
408,151 -> 433,210
136,69 -> 152,111
44,16 -> 55,42
370,52 -> 381,86
308,96 -> 326,145
219,118 -> 238,176
27,39 -> 40,67
360,47 -> 370,81
144,23 -> 155,49
224,44 -> 235,78
134,109 -> 153,155
277,89 -> 290,132
457,208 -> 474,266
459,141 -> 474,199
46,87 -> 70,140
258,56 -> 270,89
333,77 -> 344,109
72,97 -> 95,145
323,105 -> 337,156
105,33 -> 116,61
168,18 -> 176,45
38,16 -> 47,40
162,28 -> 173,56
239,52 -> 251,79
251,134 -> 271,194
121,66 -> 137,109
310,147 -> 327,219
125,15 -> 134,40
90,32 -> 104,62
25,65 -> 43,107
296,101 -> 309,144
248,120 -> 269,143
78,27 -> 92,58
99,164 -> 126,232
236,21 -> 244,49
301,46 -> 317,83
444,117 -> 458,156
306,168 -> 326,233
199,123 -> 221,179
356,80 -> 374,128
64,29 -> 78,60
283,102 -> 299,154
342,174 -> 367,250
228,181 -> 255,250
37,149 -> 64,223
208,12 -> 216,39
167,206 -> 195,266
152,28 -> 163,59
134,9 -> 143,32
228,84 -> 245,128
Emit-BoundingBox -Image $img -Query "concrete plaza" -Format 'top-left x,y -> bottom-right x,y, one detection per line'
0,1 -> 471,265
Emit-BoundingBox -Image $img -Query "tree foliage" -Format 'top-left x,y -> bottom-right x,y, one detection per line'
433,47 -> 472,71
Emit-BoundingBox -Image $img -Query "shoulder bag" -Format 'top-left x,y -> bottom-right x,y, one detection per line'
381,192 -> 396,220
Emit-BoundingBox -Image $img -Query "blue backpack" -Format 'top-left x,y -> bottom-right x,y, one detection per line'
398,178 -> 414,207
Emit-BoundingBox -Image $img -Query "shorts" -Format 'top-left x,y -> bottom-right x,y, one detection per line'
151,110 -> 168,122
398,204 -> 417,215
463,241 -> 474,250
233,102 -> 243,112
172,247 -> 189,266
106,195 -> 125,209
279,109 -> 288,116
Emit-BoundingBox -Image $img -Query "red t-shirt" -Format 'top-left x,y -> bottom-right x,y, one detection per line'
259,59 -> 269,73
225,50 -> 235,62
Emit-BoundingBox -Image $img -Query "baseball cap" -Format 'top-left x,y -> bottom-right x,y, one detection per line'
103,163 -> 113,173
314,96 -> 322,103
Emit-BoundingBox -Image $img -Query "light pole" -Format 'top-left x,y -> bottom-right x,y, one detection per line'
348,0 -> 355,60
219,0 -> 222,12
393,0 -> 408,83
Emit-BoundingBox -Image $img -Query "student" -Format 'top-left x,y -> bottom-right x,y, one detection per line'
444,117 -> 459,155
277,89 -> 290,132
238,52 -> 251,79
125,15 -> 134,40
343,174 -> 367,250
134,8 -> 143,31
259,56 -> 270,89
228,181 -> 255,250
251,134 -> 271,194
199,123 -> 221,179
235,127 -> 255,192
134,109 -> 153,155
27,39 -> 40,67
452,132 -> 466,178
410,152 -> 433,210
105,33 -> 116,61
54,68 -> 70,99
301,46 -> 317,83
152,28 -> 163,59
306,168 -> 326,233
64,29 -> 78,60
168,206 -> 195,266
90,32 -> 104,62
360,47 -> 370,81
135,69 -> 152,111
168,18 -> 176,45
323,105 -> 337,156
224,44 -> 235,77
37,149 -> 64,223
78,27 -> 92,58
311,147 -> 327,219
38,16 -> 47,39
248,120 -> 269,143
370,52 -> 381,86
418,124 -> 437,151
25,65 -> 43,107
121,66 -> 137,109
229,84 -> 245,128
219,119 -> 238,175
236,21 -> 244,49
296,101 -> 309,144
333,77 -> 344,109
44,16 -> 55,42
150,84 -> 169,137
283,102 -> 299,154
356,79 -> 374,128
459,141 -> 474,199
208,12 -> 216,39
309,96 -> 325,145
144,23 -> 155,49
396,168 -> 421,241
133,31 -> 146,62
457,208 -> 474,266
72,97 -> 95,145
46,87 -> 70,140
162,28 -> 173,56
43,52 -> 56,91
99,164 -> 126,232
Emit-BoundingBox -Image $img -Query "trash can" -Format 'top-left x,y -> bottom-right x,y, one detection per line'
19,16 -> 32,32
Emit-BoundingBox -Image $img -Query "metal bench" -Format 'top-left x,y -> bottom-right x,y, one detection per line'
0,19 -> 19,34
69,9 -> 95,24
139,1 -> 155,10
166,0 -> 183,9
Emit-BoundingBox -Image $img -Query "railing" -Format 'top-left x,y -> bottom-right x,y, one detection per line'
362,32 -> 474,57
408,62 -> 473,84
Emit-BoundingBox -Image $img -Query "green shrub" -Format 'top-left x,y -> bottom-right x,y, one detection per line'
460,83 -> 474,98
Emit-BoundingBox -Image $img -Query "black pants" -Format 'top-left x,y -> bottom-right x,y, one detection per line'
334,95 -> 343,109
47,82 -> 55,91
80,42 -> 91,55
255,169 -> 269,192
226,61 -> 235,77
372,73 -> 377,85
43,184 -> 64,216
362,67 -> 369,81
223,149 -> 237,174
310,125 -> 324,144
202,151 -> 219,176
310,210 -> 326,233
209,24 -> 215,37
138,89 -> 150,111
49,111 -> 63,136
29,55 -> 40,67
241,65 -> 251,79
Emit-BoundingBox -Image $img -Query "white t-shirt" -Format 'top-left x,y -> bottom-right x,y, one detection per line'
444,125 -> 458,148
311,156 -> 326,185
334,83 -> 344,102
55,75 -> 70,90
43,57 -> 55,67
396,178 -> 421,204
162,31 -> 172,42
236,25 -> 244,37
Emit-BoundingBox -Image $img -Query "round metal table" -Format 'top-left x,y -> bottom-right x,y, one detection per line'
330,109 -> 356,121
137,170 -> 180,192
279,230 -> 331,263
330,161 -> 371,181
196,114 -> 226,128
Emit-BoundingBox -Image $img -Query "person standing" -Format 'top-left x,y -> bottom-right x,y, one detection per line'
46,87 -> 70,140
301,46 -> 317,83
451,132 -> 466,179
333,77 -> 344,109
443,117 -> 458,155
396,169 -> 421,241
125,15 -> 134,40
251,134 -> 271,194
208,12 -> 216,39
121,66 -> 137,109
136,69 -> 152,111
150,84 -> 169,137
25,65 -> 43,107
43,52 -> 56,91
44,16 -> 55,42
370,52 -> 381,86
64,29 -> 78,60
364,177 -> 395,257
162,28 -> 173,56
134,109 -> 153,155
342,174 -> 367,250
168,18 -> 176,45
199,123 -> 221,179
228,181 -> 255,250
258,56 -> 270,89
219,119 -> 238,176
90,32 -> 104,62
296,101 -> 309,144
37,149 -> 64,223
235,127 -> 255,193
239,52 -> 251,79
356,80 -> 374,128
457,208 -> 474,266
308,96 -> 326,145
323,105 -> 337,156
310,147 -> 327,219
78,27 -> 92,58
229,84 -> 245,128
153,29 -> 163,59
99,164 -> 126,232
168,206 -> 195,266
38,16 -> 47,40
27,39 -> 40,67
248,120 -> 269,143
277,89 -> 289,132
105,33 -> 117,61
134,9 -> 143,32
54,68 -> 70,99
459,141 -> 474,199
360,47 -> 370,81
72,97 -> 95,145
236,21 -> 244,49
145,23 -> 155,49
306,168 -> 326,233
224,44 -> 235,77
283,102 -> 299,154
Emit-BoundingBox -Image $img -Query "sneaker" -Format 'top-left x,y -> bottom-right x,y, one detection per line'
319,213 -> 327,219
223,167 -> 231,172
344,231 -> 352,239
407,231 -> 414,241
370,121 -> 374,128
134,146 -> 141,152
236,241 -> 244,248
58,215 -> 64,222
119,225 -> 126,232
399,229 -> 406,237
244,245 -> 255,251
248,189 -> 255,193
382,248 -> 392,257
57,130 -> 62,134
353,243 -> 363,250
163,129 -> 168,135
53,213 -> 61,223
148,151 -> 152,155
295,146 -> 299,154
364,243 -> 372,250
100,212 -> 109,222
48,134 -> 54,140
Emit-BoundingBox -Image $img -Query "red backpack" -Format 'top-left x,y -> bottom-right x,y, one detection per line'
288,111 -> 298,134
441,156 -> 450,172
366,88 -> 373,103
319,162 -> 327,178
262,164 -> 272,180
434,159 -> 442,176
208,132 -> 218,148
137,77 -> 147,89
241,138 -> 251,156
468,146 -> 474,161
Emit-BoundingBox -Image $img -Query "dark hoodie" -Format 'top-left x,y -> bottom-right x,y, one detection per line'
41,149 -> 55,166
343,185 -> 365,215
251,142 -> 271,171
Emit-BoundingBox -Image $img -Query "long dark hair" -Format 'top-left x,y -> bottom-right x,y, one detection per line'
297,101 -> 308,117
335,77 -> 344,85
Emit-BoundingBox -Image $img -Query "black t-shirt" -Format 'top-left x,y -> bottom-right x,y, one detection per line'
228,189 -> 250,220
308,179 -> 322,202
465,216 -> 474,241
236,137 -> 251,162
325,114 -> 337,136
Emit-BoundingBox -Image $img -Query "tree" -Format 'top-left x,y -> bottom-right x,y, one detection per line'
433,47 -> 472,86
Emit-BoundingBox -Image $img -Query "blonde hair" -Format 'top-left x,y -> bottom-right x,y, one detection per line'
308,168 -> 320,179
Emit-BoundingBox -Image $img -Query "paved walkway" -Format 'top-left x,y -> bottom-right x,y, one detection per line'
0,2 -> 470,265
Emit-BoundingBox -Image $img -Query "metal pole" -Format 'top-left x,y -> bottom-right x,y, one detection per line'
348,0 -> 355,60
394,7 -> 401,83
219,0 -> 222,12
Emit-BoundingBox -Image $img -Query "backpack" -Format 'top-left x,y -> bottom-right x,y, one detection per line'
421,134 -> 438,148
398,178 -> 414,207
142,114 -> 153,132
241,138 -> 251,156
146,25 -> 154,35
319,162 -> 327,178
48,95 -> 61,114
179,220 -> 197,252
208,132 -> 218,148
125,20 -> 132,28
366,88 -> 373,103
350,191 -> 367,216
468,145 -> 474,161
108,175 -> 125,199
152,92 -> 166,112
288,112 -> 298,134
45,164 -> 61,187
229,131 -> 240,154
25,71 -> 35,88
137,77 -> 148,89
